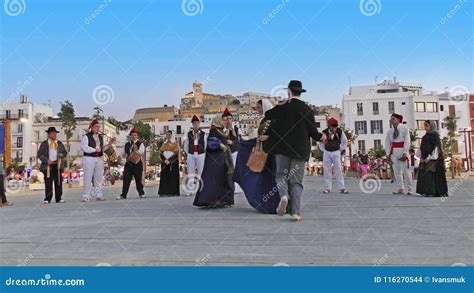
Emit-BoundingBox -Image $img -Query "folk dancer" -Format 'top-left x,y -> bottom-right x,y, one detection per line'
117,127 -> 145,200
37,127 -> 68,203
384,113 -> 413,195
183,115 -> 206,195
319,118 -> 349,194
81,119 -> 106,202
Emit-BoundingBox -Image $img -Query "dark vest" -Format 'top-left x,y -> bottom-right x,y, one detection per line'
323,128 -> 343,152
187,130 -> 205,154
84,132 -> 104,157
125,140 -> 142,155
228,126 -> 239,153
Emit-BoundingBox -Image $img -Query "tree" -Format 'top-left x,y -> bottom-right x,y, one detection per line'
368,147 -> 386,160
410,129 -> 419,148
340,124 -> 357,158
444,115 -> 458,179
311,148 -> 323,161
107,116 -> 128,131
58,100 -> 76,188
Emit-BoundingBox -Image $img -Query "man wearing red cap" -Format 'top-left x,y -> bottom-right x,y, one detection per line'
117,127 -> 145,200
319,118 -> 349,194
384,113 -> 413,195
183,115 -> 206,194
222,108 -> 243,193
81,119 -> 106,202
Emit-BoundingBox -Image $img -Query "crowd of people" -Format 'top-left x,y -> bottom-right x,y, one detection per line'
1,80 -> 452,220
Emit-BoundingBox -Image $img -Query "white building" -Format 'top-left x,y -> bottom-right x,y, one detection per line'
342,78 -> 469,157
1,95 -> 53,166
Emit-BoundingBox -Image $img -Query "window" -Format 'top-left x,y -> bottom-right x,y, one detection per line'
374,139 -> 382,149
358,140 -> 366,152
402,102 -> 406,105
17,123 -> 23,133
440,105 -> 444,111
388,101 -> 395,114
16,137 -> 23,148
370,120 -> 383,134
355,121 -> 367,135
176,125 -> 182,134
372,102 -> 379,115
5,110 -> 11,119
315,122 -> 321,128
415,102 -> 425,112
18,109 -> 24,118
426,102 -> 437,112
357,103 -> 363,116
416,120 -> 425,130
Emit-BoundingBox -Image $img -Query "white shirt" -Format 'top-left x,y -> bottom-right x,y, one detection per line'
384,124 -> 410,155
81,134 -> 100,153
48,139 -> 58,161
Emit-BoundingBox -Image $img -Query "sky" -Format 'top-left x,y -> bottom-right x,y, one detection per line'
1,0 -> 472,120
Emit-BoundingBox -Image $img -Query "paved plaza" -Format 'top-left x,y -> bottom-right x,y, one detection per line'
1,175 -> 473,266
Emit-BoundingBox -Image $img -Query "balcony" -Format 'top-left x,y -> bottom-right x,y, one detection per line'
0,113 -> 29,120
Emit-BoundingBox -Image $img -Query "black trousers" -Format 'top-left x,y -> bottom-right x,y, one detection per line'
0,174 -> 7,204
121,161 -> 144,198
42,166 -> 63,202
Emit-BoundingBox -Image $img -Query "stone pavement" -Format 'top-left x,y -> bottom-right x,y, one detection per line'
1,175 -> 473,266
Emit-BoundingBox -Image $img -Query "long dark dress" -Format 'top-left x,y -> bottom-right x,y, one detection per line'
233,138 -> 280,214
193,127 -> 234,207
416,132 -> 448,197
158,150 -> 180,196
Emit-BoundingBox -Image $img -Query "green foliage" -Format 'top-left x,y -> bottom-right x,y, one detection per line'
311,148 -> 323,161
368,147 -> 386,160
58,100 -> 76,141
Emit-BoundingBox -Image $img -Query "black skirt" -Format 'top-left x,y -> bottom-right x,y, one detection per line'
158,160 -> 180,196
193,149 -> 234,207
416,160 -> 448,197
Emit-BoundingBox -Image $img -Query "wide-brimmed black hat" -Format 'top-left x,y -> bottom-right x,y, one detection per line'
286,80 -> 306,93
45,127 -> 60,133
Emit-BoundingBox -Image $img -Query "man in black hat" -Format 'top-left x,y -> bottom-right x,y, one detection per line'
265,80 -> 327,221
37,127 -> 68,204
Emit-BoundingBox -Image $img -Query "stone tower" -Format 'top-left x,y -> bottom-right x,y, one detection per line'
193,80 -> 203,107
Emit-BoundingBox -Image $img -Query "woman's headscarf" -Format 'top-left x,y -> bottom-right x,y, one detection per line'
425,120 -> 438,134
211,115 -> 223,129
260,98 -> 273,115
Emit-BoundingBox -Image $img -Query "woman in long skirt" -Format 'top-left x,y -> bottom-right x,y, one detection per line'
193,115 -> 234,208
158,130 -> 180,197
233,99 -> 280,214
416,120 -> 448,197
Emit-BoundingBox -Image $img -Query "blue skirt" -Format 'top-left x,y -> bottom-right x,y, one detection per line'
233,139 -> 280,214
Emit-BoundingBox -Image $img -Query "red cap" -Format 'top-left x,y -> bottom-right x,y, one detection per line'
89,119 -> 99,129
222,108 -> 232,117
391,113 -> 403,122
327,118 -> 338,126
191,115 -> 200,122
129,127 -> 138,135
